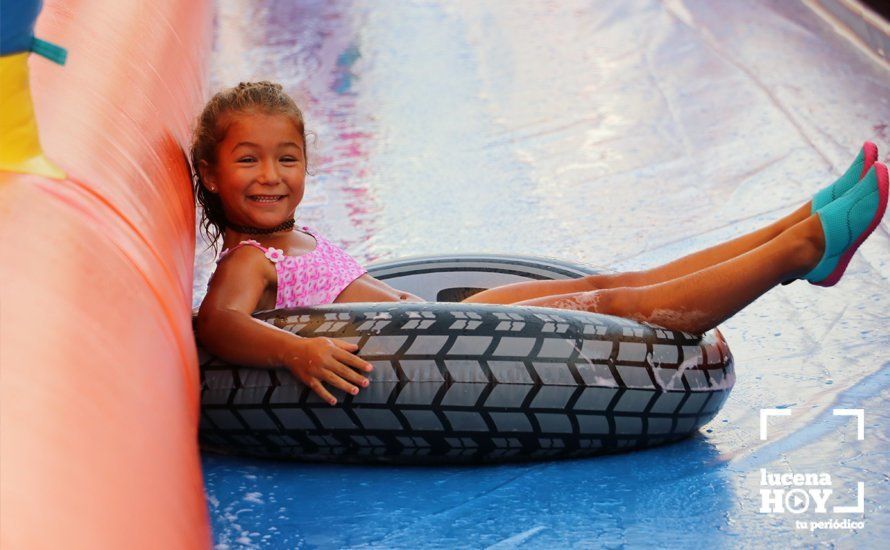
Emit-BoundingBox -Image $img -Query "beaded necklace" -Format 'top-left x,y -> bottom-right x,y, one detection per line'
226,218 -> 295,235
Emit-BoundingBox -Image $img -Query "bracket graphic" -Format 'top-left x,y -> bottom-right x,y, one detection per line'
759,408 -> 864,441
758,407 -> 866,514
759,408 -> 791,440
832,408 -> 865,440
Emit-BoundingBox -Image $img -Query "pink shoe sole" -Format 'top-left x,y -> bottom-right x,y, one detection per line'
814,162 -> 889,287
861,141 -> 879,178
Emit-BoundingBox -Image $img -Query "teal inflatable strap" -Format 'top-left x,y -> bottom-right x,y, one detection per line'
31,37 -> 67,65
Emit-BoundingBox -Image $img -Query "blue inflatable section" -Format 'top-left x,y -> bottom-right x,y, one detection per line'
0,0 -> 42,54
0,0 -> 66,63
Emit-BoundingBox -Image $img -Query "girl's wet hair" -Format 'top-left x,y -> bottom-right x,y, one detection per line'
190,81 -> 308,252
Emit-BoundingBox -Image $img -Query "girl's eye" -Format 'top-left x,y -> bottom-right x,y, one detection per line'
280,156 -> 299,163
237,156 -> 256,163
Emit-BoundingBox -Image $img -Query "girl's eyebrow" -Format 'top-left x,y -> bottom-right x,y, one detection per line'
231,141 -> 303,152
231,141 -> 259,152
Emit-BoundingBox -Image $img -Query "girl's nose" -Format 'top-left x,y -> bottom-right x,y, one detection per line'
257,161 -> 280,184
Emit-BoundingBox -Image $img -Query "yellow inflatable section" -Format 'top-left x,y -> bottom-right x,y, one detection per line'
0,52 -> 64,179
0,1 -> 211,547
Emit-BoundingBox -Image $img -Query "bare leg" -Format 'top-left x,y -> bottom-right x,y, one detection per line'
630,202 -> 811,284
514,214 -> 824,334
463,202 -> 812,304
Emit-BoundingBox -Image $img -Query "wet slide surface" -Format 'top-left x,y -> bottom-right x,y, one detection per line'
196,1 -> 889,547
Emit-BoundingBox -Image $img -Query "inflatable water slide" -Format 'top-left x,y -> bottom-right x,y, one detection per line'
1,1 -> 212,546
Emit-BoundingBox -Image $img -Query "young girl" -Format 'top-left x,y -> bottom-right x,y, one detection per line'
194,81 -> 888,406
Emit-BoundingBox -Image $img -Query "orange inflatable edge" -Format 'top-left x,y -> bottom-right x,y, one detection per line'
1,1 -> 212,548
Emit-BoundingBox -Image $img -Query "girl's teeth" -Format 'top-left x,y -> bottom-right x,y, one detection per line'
252,196 -> 280,202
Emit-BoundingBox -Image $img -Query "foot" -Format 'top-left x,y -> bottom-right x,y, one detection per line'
811,141 -> 879,213
804,162 -> 889,287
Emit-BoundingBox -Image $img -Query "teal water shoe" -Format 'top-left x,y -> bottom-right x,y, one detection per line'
811,141 -> 878,213
806,162 -> 888,287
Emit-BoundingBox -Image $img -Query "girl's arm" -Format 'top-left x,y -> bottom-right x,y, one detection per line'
197,247 -> 373,404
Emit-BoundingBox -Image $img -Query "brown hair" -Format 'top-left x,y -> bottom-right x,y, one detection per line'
190,81 -> 308,252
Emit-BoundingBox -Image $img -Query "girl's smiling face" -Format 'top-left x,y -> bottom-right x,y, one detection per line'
202,110 -> 306,230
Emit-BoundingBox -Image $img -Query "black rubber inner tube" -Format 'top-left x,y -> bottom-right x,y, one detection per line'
197,254 -> 735,464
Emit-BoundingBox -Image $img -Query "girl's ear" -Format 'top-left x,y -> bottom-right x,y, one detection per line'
199,160 -> 217,192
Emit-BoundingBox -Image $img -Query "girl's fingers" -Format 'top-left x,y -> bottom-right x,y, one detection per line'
329,338 -> 359,352
322,370 -> 360,397
328,360 -> 370,388
332,347 -> 374,372
307,379 -> 338,406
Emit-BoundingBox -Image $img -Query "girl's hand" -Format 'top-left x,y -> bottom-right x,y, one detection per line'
287,337 -> 373,405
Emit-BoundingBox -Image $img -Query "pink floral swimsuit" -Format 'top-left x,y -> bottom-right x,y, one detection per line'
217,226 -> 367,308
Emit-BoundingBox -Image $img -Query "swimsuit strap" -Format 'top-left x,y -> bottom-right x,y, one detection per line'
218,228 -> 317,264
217,239 -> 268,262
